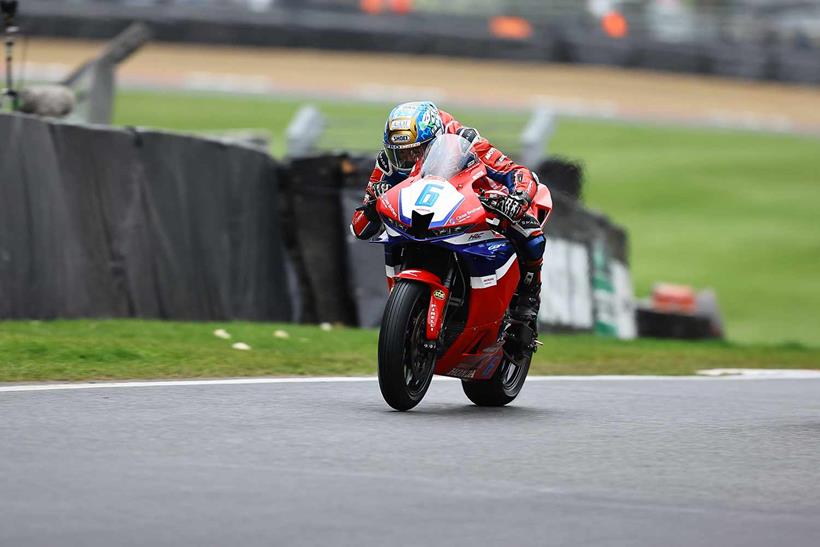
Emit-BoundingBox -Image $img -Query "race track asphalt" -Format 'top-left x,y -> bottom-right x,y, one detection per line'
1,377 -> 819,547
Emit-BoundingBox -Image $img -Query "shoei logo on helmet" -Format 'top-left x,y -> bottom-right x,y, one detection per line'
391,133 -> 412,144
390,118 -> 413,130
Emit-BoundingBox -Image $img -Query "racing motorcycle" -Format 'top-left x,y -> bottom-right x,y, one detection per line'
371,134 -> 552,411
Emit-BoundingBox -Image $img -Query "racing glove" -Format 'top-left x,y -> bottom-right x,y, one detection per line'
357,195 -> 381,224
368,181 -> 391,199
498,190 -> 531,222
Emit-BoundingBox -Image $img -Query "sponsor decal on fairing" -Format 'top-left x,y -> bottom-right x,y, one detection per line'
380,194 -> 397,218
447,368 -> 477,379
450,206 -> 483,224
440,230 -> 500,246
468,254 -> 517,289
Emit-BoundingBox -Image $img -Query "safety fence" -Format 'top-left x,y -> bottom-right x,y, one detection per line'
0,113 -> 635,337
0,113 -> 292,321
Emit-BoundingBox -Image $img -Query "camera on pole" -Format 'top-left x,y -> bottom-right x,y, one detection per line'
1,0 -> 19,111
0,1 -> 77,118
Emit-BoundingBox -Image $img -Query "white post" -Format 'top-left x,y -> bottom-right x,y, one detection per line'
520,106 -> 556,168
286,105 -> 325,158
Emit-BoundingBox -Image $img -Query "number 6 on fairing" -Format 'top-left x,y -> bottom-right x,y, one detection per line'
415,183 -> 444,208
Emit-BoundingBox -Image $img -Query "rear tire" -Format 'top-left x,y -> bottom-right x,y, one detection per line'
461,335 -> 532,407
378,281 -> 435,411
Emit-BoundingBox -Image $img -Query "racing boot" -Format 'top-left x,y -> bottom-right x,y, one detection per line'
512,259 -> 542,322
505,259 -> 542,359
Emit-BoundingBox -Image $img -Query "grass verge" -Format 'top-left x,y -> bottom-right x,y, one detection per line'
1,320 -> 817,383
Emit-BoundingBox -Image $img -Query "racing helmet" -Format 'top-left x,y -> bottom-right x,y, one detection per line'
383,101 -> 444,174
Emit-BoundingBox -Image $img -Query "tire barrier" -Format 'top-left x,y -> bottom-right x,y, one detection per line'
0,113 -> 292,320
636,308 -> 714,340
535,157 -> 584,201
635,285 -> 724,340
20,1 -> 820,85
339,156 -> 400,328
278,156 -> 358,325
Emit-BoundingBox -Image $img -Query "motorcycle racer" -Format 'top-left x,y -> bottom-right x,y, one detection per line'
350,101 -> 547,326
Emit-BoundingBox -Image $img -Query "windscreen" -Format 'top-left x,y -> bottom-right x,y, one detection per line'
419,134 -> 476,181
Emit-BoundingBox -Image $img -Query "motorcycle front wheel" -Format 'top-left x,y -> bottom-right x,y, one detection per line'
378,280 -> 436,411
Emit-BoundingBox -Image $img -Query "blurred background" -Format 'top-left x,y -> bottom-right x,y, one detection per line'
3,0 -> 820,346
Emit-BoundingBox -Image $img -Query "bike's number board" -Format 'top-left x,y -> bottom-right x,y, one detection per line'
400,178 -> 465,228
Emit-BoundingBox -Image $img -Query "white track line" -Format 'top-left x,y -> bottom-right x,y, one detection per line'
1,373 -> 819,393
0,377 -> 376,393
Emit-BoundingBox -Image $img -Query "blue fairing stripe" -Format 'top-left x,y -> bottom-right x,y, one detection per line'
458,240 -> 517,278
374,231 -> 517,279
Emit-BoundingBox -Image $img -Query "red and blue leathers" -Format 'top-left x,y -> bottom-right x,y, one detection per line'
351,110 -> 545,276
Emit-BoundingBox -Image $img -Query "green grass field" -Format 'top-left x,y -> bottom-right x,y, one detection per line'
113,90 -> 820,347
1,320 -> 817,382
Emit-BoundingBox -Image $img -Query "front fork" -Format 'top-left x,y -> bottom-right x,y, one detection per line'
393,269 -> 450,345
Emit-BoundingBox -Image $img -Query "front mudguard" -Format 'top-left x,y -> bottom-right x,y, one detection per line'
394,270 -> 450,341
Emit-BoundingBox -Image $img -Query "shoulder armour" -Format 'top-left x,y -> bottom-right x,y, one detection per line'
376,150 -> 392,175
456,127 -> 481,144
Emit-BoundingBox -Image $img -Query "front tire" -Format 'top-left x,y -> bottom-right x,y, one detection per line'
378,281 -> 436,411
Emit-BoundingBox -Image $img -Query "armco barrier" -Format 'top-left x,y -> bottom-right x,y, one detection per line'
0,113 -> 291,320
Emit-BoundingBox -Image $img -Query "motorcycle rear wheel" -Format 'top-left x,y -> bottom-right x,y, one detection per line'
378,280 -> 436,411
461,332 -> 533,407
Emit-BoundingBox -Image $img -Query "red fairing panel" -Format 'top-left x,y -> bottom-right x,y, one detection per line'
434,257 -> 520,379
531,184 -> 553,226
